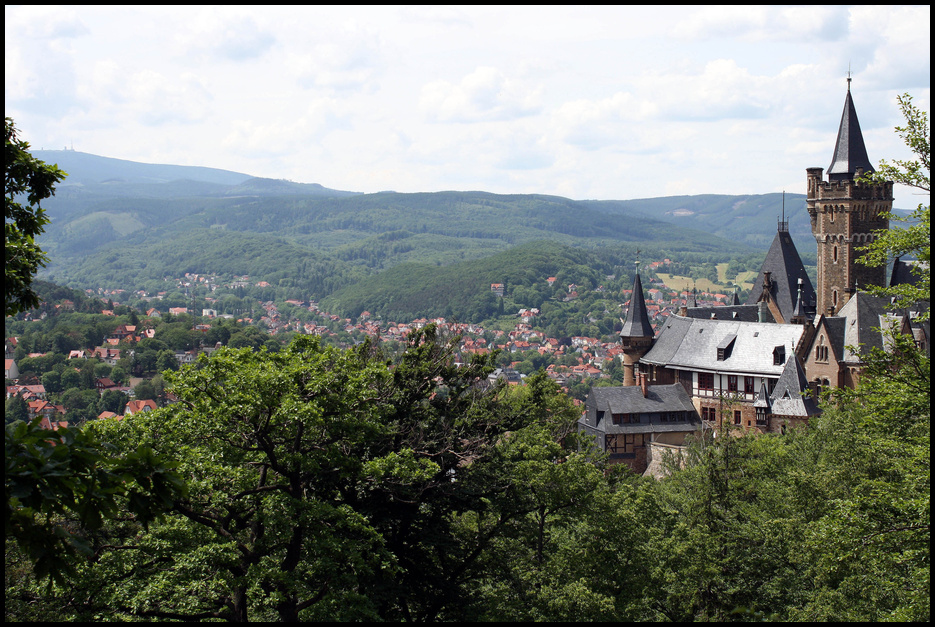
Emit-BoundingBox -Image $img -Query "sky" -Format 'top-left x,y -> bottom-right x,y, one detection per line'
5,5 -> 930,209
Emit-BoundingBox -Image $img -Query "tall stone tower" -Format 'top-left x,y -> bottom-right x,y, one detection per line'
619,264 -> 654,387
807,80 -> 893,316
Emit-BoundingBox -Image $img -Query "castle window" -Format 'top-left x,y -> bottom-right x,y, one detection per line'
734,410 -> 742,425
833,245 -> 838,263
727,375 -> 738,393
745,376 -> 756,395
773,346 -> 786,365
832,290 -> 838,308
698,372 -> 714,393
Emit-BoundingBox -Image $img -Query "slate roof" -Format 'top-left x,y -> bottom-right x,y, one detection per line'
827,85 -> 875,182
766,355 -> 821,417
890,258 -> 928,288
745,226 -> 815,323
683,304 -> 768,323
580,384 -> 700,435
641,314 -> 806,377
835,292 -> 897,362
620,272 -> 655,339
833,291 -> 931,362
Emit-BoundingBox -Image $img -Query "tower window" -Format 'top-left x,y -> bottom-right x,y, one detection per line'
833,245 -> 838,263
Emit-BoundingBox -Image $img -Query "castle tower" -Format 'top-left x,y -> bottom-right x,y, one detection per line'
619,264 -> 654,387
807,80 -> 893,316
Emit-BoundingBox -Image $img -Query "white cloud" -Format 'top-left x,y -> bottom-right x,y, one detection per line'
420,66 -> 542,123
673,5 -> 849,42
176,12 -> 275,61
4,6 -> 88,117
221,98 -> 349,158
849,5 -> 930,90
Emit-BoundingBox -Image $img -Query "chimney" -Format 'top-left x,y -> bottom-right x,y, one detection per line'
640,372 -> 648,398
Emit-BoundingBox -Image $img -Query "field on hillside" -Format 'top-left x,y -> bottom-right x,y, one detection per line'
657,267 -> 755,294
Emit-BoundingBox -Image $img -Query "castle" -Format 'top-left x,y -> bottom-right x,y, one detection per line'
580,81 -> 929,475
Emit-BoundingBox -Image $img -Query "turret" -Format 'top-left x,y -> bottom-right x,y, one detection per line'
619,265 -> 654,387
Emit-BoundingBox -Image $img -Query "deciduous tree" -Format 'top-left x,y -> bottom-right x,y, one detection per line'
859,93 -> 930,316
4,118 -> 66,317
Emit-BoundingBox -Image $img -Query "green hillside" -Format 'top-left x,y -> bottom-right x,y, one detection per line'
38,186 -> 755,293
321,240 -> 615,322
30,150 -> 821,316
585,193 -> 812,249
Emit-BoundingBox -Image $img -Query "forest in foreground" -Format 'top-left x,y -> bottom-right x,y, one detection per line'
6,323 -> 929,621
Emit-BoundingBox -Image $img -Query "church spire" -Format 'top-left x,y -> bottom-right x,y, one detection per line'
827,79 -> 874,182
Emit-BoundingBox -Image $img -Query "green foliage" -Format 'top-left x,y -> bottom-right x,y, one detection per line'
5,118 -> 67,317
859,94 -> 930,317
5,417 -> 185,586
27,327 -> 600,621
5,395 -> 29,425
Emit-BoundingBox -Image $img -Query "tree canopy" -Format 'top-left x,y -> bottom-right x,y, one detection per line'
859,93 -> 930,315
5,117 -> 67,317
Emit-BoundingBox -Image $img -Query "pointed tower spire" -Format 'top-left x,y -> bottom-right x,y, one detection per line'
620,270 -> 654,340
619,262 -> 655,387
828,78 -> 874,182
791,278 -> 807,324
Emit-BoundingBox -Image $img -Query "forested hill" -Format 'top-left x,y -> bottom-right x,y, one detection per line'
28,149 -> 825,317
320,240 -> 620,321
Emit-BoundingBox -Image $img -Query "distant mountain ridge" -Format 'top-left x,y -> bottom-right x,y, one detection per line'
28,149 -> 831,312
31,150 -> 253,186
30,150 -> 359,198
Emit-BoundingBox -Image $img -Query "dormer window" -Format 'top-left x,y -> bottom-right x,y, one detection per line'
717,334 -> 737,361
773,345 -> 785,365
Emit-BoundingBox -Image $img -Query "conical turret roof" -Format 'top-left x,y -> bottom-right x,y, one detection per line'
746,224 -> 816,323
620,272 -> 654,340
828,83 -> 875,182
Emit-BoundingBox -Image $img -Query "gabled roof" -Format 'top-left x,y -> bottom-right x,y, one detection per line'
814,314 -> 848,364
745,227 -> 815,323
768,355 -> 821,417
641,314 -> 806,377
581,384 -> 699,434
620,272 -> 654,340
827,85 -> 875,182
836,291 -> 897,363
